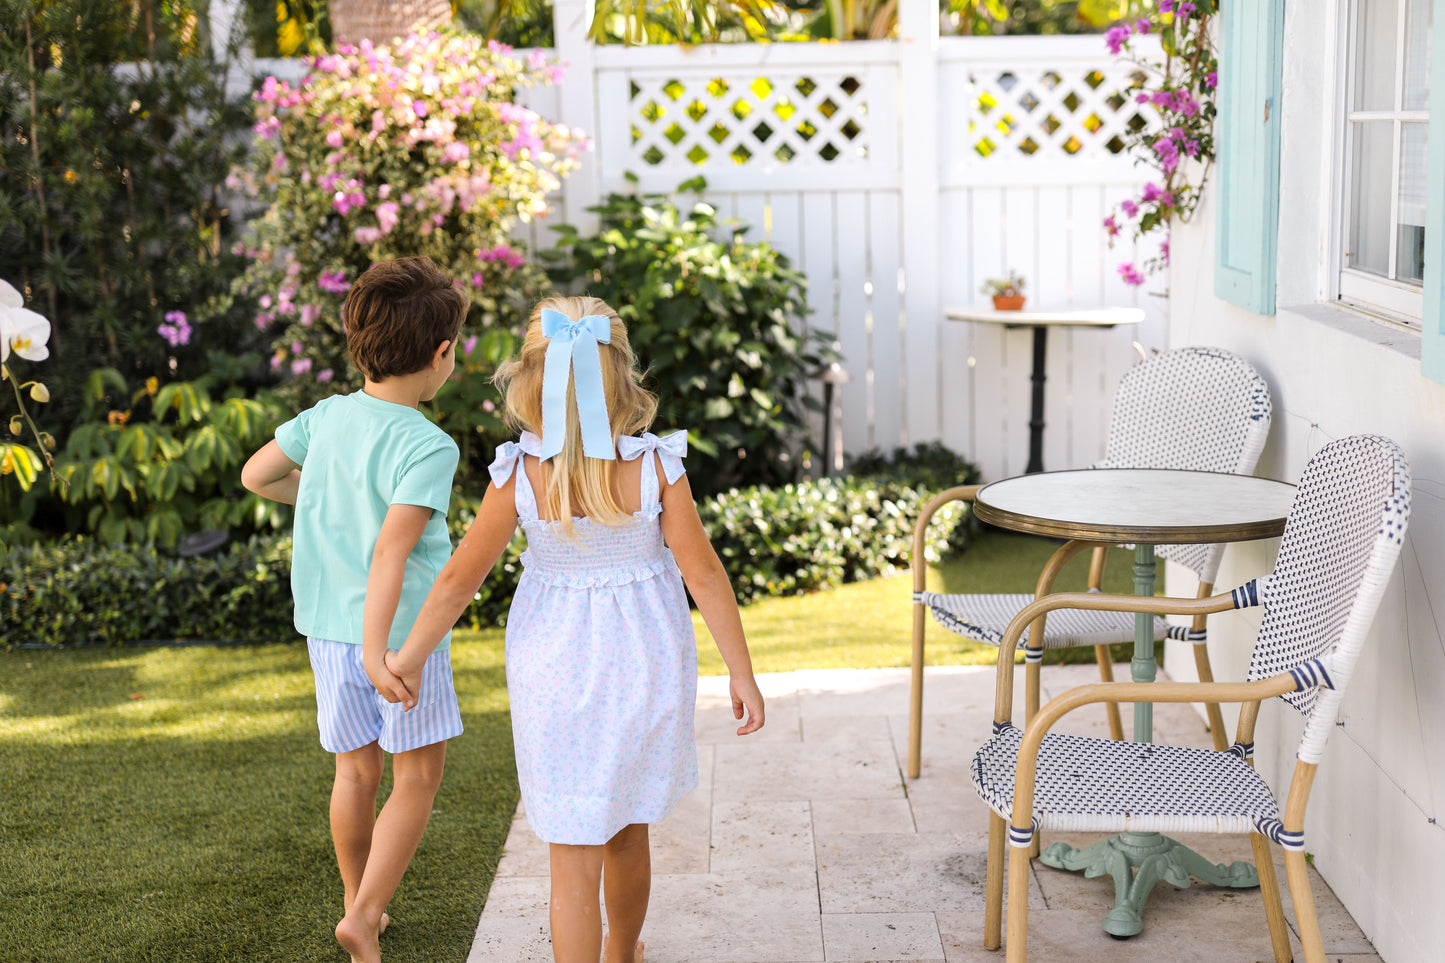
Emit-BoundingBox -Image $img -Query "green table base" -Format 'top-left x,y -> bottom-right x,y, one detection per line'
1038,832 -> 1258,937
1035,544 -> 1259,938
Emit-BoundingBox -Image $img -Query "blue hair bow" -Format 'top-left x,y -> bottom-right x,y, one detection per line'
539,307 -> 615,461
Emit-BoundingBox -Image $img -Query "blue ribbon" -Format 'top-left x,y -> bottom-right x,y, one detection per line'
539,308 -> 615,461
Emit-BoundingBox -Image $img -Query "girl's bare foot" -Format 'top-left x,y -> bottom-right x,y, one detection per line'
602,933 -> 644,963
379,911 -> 390,935
335,911 -> 381,963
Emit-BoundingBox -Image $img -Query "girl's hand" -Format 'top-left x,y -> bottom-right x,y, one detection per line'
730,673 -> 765,735
384,650 -> 422,711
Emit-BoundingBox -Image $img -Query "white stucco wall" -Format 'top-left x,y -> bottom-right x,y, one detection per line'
1160,5 -> 1445,961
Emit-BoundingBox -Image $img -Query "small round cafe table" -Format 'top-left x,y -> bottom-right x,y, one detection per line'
973,467 -> 1297,938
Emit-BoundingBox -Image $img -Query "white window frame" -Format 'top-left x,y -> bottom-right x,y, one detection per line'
1331,0 -> 1428,324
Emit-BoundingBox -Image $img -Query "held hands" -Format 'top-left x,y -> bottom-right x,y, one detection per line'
384,650 -> 422,711
365,651 -> 416,708
730,673 -> 766,736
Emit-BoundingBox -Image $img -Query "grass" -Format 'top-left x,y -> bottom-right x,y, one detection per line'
0,640 -> 517,963
0,529 -> 1146,961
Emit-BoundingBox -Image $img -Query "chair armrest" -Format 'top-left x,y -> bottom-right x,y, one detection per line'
911,485 -> 981,593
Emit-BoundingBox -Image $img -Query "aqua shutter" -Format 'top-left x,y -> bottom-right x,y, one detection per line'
1214,0 -> 1286,315
1422,0 -> 1445,383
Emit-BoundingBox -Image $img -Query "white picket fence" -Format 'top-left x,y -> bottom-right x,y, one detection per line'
226,0 -> 1168,481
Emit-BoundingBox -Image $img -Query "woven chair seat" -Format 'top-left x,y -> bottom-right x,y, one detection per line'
919,591 -> 1174,649
971,724 -> 1290,845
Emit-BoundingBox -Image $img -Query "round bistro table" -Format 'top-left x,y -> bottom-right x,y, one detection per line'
973,467 -> 1297,938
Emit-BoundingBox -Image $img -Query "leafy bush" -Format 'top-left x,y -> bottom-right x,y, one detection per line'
1,446 -> 978,645
0,1 -> 256,434
546,179 -> 829,495
233,27 -> 588,403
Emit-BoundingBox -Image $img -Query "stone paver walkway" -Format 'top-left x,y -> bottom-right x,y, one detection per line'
468,664 -> 1381,962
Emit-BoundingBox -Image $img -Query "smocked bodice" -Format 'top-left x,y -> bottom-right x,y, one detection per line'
488,430 -> 689,589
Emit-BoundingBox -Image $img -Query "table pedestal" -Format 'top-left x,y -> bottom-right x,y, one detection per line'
1035,544 -> 1259,937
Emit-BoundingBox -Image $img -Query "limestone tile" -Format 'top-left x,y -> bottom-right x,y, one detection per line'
1270,850 -> 1381,955
802,714 -> 894,744
713,740 -> 904,802
710,799 -> 816,878
495,808 -> 551,877
638,871 -> 824,962
466,876 -> 552,963
812,796 -> 916,836
820,912 -> 945,961
891,713 -> 993,780
794,666 -> 1000,721
653,749 -> 715,875
903,776 -> 994,840
816,832 -> 1030,914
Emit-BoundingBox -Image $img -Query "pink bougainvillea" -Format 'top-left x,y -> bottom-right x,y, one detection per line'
1101,3 -> 1216,287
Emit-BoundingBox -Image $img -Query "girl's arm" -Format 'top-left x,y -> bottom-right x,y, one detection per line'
240,440 -> 301,504
387,473 -> 520,703
659,466 -> 765,735
363,503 -> 434,705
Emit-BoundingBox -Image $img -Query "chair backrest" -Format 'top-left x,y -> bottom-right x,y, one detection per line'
1245,435 -> 1411,764
1095,346 -> 1273,583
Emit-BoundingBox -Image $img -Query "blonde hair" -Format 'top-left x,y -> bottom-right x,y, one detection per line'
493,296 -> 658,533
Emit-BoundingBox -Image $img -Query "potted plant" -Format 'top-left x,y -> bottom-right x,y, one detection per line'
981,271 -> 1027,311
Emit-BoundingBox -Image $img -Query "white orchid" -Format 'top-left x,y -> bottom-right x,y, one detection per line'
0,279 -> 50,363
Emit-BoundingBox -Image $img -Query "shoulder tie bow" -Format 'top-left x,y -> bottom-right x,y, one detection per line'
488,431 -> 543,488
540,307 -> 614,461
618,430 -> 688,484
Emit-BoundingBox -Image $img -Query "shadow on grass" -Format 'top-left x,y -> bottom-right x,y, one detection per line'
0,641 -> 517,963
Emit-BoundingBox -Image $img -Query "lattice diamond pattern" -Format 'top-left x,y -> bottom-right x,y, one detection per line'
629,73 -> 870,168
968,66 -> 1153,160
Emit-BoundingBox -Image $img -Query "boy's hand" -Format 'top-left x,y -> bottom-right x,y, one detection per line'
729,673 -> 765,736
384,650 -> 422,711
366,654 -> 414,707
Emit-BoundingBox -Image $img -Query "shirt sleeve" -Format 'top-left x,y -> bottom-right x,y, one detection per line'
274,403 -> 318,466
392,437 -> 460,515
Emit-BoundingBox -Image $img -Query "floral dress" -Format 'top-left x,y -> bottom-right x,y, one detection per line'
488,430 -> 698,845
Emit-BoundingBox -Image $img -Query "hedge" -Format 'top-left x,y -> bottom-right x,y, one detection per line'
1,447 -> 977,646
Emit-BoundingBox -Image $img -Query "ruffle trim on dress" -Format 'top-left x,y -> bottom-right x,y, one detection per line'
520,553 -> 676,588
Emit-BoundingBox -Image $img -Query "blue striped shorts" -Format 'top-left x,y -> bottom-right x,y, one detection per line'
307,638 -> 464,754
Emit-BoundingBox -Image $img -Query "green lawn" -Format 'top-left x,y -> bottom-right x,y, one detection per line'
0,529 -> 1140,962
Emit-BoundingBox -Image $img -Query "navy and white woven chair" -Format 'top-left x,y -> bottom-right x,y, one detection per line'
908,346 -> 1272,778
971,434 -> 1411,963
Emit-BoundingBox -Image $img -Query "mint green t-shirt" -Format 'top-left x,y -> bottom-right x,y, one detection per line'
275,390 -> 459,650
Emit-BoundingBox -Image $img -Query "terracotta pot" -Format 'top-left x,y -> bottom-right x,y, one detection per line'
992,294 -> 1026,311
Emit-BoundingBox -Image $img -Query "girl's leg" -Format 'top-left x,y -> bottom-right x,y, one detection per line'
332,743 -> 385,914
336,740 -> 449,963
549,843 -> 606,963
602,824 -> 650,963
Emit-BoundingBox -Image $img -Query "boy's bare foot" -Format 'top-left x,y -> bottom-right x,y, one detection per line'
602,933 -> 644,963
335,911 -> 381,963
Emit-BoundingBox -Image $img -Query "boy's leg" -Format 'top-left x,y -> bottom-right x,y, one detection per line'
333,745 -> 384,913
335,739 -> 448,963
601,824 -> 650,963
549,843 -> 605,963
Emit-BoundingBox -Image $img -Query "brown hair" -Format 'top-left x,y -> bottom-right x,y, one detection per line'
493,296 -> 658,531
341,256 -> 468,381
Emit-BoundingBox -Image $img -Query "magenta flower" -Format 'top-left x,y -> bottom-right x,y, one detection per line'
1161,235 -> 1171,266
291,358 -> 313,376
1118,263 -> 1145,286
1136,19 -> 1150,33
1141,183 -> 1164,203
157,311 -> 192,347
470,273 -> 484,288
463,334 -> 478,356
317,368 -> 334,383
1105,24 -> 1131,55
1120,199 -> 1139,218
1103,215 -> 1119,237
300,304 -> 322,327
318,271 -> 351,294
1205,72 -> 1217,89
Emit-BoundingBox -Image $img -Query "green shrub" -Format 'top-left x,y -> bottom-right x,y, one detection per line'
546,179 -> 831,495
1,447 -> 978,645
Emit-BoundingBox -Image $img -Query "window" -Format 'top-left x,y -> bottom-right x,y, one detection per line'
1338,0 -> 1432,321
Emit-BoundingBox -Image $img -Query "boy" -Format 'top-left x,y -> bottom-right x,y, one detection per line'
241,256 -> 467,963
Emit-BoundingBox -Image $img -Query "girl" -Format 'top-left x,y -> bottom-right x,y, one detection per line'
384,296 -> 766,963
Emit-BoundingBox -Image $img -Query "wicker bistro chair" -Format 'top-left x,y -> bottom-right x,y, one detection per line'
908,347 -> 1273,778
970,434 -> 1411,963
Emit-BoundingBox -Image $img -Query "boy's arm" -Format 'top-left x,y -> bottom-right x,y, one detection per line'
363,503 -> 434,704
390,474 -> 520,697
659,467 -> 764,735
241,440 -> 302,505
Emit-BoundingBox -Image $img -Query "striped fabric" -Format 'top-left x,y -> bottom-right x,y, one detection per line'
308,638 -> 463,754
